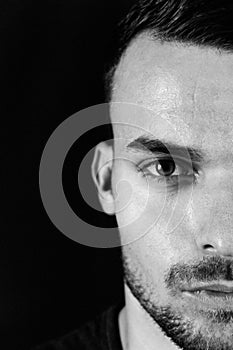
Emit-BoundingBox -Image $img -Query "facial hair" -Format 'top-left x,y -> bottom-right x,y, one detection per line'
121,249 -> 233,350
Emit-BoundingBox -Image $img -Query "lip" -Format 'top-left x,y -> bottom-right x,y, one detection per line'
181,283 -> 233,293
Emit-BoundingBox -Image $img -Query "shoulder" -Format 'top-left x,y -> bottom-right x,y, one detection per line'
32,303 -> 123,350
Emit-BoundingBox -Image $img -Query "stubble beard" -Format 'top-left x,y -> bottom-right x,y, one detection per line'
121,250 -> 233,350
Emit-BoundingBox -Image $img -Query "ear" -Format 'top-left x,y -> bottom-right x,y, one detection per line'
91,141 -> 115,215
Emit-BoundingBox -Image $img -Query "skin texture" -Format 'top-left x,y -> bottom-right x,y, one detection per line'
92,32 -> 233,350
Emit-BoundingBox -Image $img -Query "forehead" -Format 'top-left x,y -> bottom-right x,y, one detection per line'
111,34 -> 233,159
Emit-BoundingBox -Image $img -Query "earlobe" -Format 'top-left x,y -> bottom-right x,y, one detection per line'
91,142 -> 115,215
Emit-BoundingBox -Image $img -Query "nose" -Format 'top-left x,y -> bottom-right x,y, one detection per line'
202,242 -> 233,259
194,165 -> 233,259
198,204 -> 233,259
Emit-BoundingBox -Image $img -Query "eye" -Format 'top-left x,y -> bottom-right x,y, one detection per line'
142,158 -> 180,178
154,158 -> 176,177
137,156 -> 197,186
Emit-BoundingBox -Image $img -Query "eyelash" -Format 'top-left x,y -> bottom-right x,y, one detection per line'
137,157 -> 199,186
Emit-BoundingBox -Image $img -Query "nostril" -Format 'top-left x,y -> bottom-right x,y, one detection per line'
203,244 -> 215,251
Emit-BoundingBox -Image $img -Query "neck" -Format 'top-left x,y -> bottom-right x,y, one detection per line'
118,284 -> 181,350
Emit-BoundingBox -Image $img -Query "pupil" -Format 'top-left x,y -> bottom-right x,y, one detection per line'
156,159 -> 175,176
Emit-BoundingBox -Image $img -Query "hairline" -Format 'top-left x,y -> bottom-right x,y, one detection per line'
106,29 -> 233,104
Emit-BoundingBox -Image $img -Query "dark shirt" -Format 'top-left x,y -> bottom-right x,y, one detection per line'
32,304 -> 123,350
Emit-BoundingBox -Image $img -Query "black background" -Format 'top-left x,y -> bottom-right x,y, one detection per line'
2,1 -> 135,349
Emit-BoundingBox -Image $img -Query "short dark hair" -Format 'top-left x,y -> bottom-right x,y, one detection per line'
105,0 -> 233,102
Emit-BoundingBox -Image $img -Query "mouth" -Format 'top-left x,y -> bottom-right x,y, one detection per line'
183,290 -> 233,297
182,283 -> 233,294
181,282 -> 233,305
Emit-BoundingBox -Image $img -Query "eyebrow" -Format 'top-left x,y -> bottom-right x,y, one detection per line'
126,136 -> 205,162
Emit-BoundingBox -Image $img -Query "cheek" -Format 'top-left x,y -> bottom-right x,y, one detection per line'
112,160 -> 197,263
113,161 -> 169,245
122,234 -> 173,302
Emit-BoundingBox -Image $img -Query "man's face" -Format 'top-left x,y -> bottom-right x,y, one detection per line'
109,34 -> 233,349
